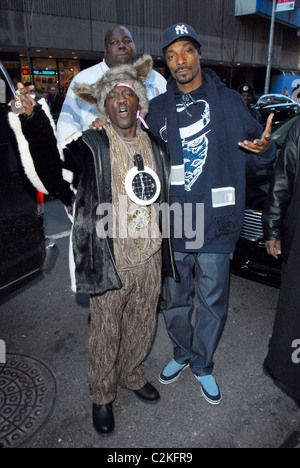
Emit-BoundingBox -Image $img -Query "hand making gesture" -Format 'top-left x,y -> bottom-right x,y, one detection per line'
11,82 -> 36,116
238,113 -> 274,154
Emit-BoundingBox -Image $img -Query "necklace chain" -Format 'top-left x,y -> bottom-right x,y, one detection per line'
108,124 -> 149,188
107,124 -> 153,255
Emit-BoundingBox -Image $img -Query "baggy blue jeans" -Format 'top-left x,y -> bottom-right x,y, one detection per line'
163,252 -> 231,376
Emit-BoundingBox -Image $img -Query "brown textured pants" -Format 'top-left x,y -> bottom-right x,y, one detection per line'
88,251 -> 161,405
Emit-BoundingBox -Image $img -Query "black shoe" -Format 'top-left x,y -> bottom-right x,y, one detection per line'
92,403 -> 115,435
134,382 -> 160,404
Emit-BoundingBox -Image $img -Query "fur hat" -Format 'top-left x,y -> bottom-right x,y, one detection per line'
73,54 -> 153,122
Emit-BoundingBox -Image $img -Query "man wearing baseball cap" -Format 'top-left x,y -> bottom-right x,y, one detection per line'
238,84 -> 262,123
146,23 -> 277,405
161,23 -> 202,51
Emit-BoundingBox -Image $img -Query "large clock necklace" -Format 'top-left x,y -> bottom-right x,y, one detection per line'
125,153 -> 161,207
110,125 -> 161,208
108,125 -> 162,254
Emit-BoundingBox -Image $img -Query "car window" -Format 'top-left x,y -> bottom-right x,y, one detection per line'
257,95 -> 291,106
258,97 -> 269,105
272,96 -> 289,105
0,62 -> 15,104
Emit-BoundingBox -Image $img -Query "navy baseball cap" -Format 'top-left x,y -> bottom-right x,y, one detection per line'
238,84 -> 255,96
162,23 -> 201,51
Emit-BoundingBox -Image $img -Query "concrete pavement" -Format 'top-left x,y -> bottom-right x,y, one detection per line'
0,200 -> 299,449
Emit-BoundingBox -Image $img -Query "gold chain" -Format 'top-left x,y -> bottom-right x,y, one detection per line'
108,124 -> 149,191
107,124 -> 153,255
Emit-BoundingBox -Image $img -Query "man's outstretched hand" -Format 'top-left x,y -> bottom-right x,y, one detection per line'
238,113 -> 274,154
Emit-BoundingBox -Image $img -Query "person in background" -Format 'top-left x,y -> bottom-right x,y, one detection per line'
238,84 -> 262,123
47,86 -> 64,123
263,119 -> 300,408
282,87 -> 290,97
56,24 -> 166,142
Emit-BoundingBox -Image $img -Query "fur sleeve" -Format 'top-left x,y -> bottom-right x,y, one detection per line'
8,100 -> 73,199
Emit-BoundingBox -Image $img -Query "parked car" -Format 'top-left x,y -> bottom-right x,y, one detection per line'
231,112 -> 300,288
0,61 -> 56,299
253,94 -> 300,128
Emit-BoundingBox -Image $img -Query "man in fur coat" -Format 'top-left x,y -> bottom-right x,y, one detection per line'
9,55 -> 177,435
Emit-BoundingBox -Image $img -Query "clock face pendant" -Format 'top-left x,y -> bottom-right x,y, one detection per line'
125,166 -> 161,206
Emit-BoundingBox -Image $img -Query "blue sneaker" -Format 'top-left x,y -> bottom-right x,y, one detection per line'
195,374 -> 222,405
159,359 -> 189,384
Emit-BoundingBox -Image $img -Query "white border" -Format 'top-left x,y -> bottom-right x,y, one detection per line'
125,167 -> 161,206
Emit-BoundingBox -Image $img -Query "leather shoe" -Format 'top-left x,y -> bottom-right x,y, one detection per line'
134,382 -> 160,404
92,403 -> 115,435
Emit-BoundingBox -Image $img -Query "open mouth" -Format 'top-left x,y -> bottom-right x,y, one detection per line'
119,105 -> 129,117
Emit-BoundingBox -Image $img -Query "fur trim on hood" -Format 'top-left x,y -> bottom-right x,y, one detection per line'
72,54 -> 153,122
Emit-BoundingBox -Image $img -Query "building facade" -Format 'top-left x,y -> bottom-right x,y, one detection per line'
0,0 -> 299,94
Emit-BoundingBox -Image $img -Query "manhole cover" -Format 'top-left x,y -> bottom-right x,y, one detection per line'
280,430 -> 300,449
0,354 -> 57,448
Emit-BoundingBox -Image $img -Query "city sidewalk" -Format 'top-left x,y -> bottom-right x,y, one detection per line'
0,227 -> 299,449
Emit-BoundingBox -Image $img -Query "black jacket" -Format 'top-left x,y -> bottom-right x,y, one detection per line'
8,102 -> 179,295
263,118 -> 300,262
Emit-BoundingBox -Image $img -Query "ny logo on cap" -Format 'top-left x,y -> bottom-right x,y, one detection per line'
175,24 -> 189,36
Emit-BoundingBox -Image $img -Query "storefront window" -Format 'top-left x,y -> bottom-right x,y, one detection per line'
57,59 -> 80,95
20,57 -> 80,96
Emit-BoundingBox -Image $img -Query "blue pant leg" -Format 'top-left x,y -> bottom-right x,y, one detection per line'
163,251 -> 195,364
190,253 -> 231,376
